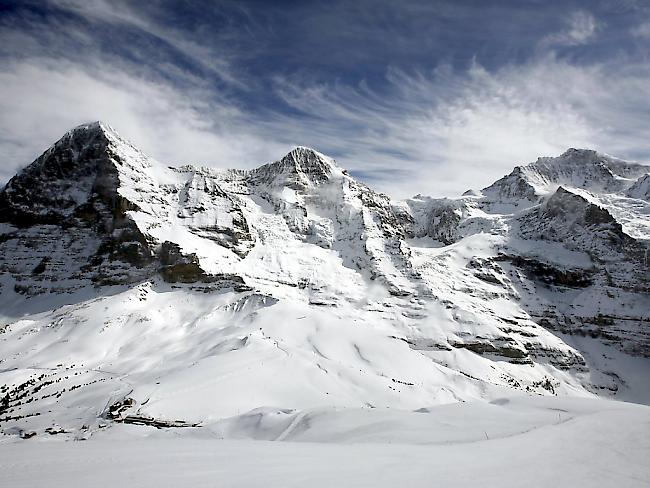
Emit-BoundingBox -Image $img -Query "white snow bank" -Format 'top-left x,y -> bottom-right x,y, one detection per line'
1,396 -> 648,488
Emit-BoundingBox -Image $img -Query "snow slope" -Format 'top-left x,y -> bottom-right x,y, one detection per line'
1,397 -> 649,488
0,123 -> 648,448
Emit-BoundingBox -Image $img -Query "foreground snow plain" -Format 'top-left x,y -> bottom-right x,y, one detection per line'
1,396 -> 649,487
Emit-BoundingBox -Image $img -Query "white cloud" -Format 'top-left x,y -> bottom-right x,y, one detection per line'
3,52 -> 649,201
0,58 -> 289,182
1,4 -> 648,202
271,55 -> 650,198
47,0 -> 242,86
539,11 -> 600,48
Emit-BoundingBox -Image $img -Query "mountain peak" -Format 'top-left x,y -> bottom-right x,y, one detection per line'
249,146 -> 341,189
58,120 -> 120,142
558,147 -> 599,159
61,120 -> 136,148
283,146 -> 338,169
69,120 -> 109,133
0,121 -> 154,223
290,145 -> 324,155
483,148 -> 650,202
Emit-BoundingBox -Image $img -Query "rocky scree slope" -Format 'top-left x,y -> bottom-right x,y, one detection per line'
0,124 -> 648,439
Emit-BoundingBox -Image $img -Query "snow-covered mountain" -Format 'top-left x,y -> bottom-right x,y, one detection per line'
1,122 -> 649,440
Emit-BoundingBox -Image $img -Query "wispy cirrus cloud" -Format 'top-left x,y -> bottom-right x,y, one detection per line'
0,1 -> 289,181
269,54 -> 650,197
539,10 -> 601,49
1,1 -> 649,200
0,58 -> 290,175
46,0 -> 246,87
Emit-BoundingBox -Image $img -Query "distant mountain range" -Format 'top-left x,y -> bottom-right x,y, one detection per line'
1,121 -> 648,439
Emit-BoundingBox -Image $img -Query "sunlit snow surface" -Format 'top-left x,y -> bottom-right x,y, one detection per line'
1,126 -> 649,485
1,396 -> 649,487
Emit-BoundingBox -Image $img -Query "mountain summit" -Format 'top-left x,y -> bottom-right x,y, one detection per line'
0,123 -> 649,439
249,146 -> 341,189
482,148 -> 650,202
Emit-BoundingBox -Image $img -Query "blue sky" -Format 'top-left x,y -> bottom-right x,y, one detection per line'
1,0 -> 649,197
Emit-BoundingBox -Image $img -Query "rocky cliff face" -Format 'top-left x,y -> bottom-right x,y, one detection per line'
513,186 -> 649,356
0,122 -> 155,293
628,173 -> 650,201
0,122 -> 243,293
0,125 -> 648,439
